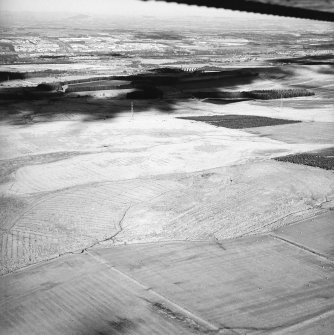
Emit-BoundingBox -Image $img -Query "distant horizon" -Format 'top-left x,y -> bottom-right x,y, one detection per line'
0,0 -> 236,17
0,0 -> 293,20
1,0 -> 332,31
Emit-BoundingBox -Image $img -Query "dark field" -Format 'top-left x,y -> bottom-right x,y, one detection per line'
178,114 -> 301,129
275,149 -> 334,170
192,88 -> 314,100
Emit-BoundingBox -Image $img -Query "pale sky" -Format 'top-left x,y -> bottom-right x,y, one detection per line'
0,0 -> 260,18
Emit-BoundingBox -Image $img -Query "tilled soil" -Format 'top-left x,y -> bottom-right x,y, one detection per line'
178,114 -> 300,129
275,148 -> 334,170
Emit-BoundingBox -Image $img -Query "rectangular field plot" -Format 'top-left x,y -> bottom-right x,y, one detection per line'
0,254 -> 200,335
92,235 -> 334,334
275,147 -> 334,170
274,211 -> 334,259
246,122 -> 334,144
178,114 -> 300,129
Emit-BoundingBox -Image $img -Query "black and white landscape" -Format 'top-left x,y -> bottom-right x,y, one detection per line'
0,1 -> 334,334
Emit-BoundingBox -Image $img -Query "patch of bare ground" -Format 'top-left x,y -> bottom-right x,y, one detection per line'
0,195 -> 33,231
0,151 -> 86,183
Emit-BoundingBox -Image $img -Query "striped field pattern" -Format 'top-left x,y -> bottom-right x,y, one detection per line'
0,178 -> 182,274
0,253 -> 204,335
0,229 -> 59,274
2,212 -> 333,335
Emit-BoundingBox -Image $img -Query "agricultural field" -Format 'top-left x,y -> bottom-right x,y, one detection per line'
0,12 -> 334,273
1,59 -> 333,273
0,8 -> 334,334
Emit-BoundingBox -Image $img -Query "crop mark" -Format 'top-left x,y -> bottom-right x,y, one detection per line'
105,318 -> 137,334
151,302 -> 216,334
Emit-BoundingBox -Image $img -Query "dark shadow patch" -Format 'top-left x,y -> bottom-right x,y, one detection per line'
80,317 -> 137,335
269,54 -> 334,66
0,70 -> 66,82
0,66 -> 317,125
0,71 -> 26,81
106,318 -> 136,333
178,114 -> 300,129
173,281 -> 184,285
0,68 -> 260,125
202,99 -> 249,105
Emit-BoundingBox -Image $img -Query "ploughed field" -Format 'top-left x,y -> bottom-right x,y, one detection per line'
177,114 -> 301,128
1,14 -> 334,335
275,147 -> 334,170
0,62 -> 334,275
